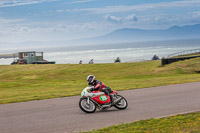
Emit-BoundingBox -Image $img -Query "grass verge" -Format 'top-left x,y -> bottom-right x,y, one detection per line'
0,57 -> 200,104
82,112 -> 200,133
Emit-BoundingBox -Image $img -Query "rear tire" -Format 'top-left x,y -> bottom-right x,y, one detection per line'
79,98 -> 96,113
114,95 -> 128,110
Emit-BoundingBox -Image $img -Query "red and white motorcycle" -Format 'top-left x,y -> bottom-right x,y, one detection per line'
79,86 -> 128,113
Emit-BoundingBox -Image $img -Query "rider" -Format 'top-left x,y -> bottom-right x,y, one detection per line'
86,75 -> 114,104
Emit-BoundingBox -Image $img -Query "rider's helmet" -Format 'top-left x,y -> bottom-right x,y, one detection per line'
87,75 -> 95,85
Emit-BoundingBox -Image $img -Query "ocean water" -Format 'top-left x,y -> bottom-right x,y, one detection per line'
1,40 -> 200,65
43,45 -> 200,64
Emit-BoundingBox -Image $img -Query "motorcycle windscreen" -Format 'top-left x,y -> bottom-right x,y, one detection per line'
92,94 -> 111,104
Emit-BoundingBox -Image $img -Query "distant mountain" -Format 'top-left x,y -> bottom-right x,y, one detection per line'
1,24 -> 200,52
90,24 -> 200,43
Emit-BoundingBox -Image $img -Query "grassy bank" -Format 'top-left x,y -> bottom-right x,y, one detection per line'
83,112 -> 200,133
0,57 -> 200,104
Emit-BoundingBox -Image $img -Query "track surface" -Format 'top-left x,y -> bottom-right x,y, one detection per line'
1,82 -> 200,133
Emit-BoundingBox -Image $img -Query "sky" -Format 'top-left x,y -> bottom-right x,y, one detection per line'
0,0 -> 200,44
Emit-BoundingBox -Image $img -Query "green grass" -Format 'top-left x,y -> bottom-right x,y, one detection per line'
83,112 -> 200,133
0,57 -> 200,104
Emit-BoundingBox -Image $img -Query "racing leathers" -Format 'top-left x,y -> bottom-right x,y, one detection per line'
90,80 -> 113,103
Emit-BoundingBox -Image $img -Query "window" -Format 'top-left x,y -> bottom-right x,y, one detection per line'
31,53 -> 35,57
24,53 -> 28,57
36,52 -> 42,56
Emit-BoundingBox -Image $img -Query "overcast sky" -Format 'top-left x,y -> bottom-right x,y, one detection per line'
0,0 -> 200,44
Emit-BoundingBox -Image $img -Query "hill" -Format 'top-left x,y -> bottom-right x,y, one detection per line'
1,24 -> 200,50
51,24 -> 200,45
92,24 -> 200,43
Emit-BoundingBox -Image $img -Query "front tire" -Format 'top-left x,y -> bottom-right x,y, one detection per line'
114,95 -> 128,110
79,98 -> 96,113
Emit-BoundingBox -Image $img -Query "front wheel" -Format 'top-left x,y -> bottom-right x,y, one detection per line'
79,98 -> 96,113
114,95 -> 128,110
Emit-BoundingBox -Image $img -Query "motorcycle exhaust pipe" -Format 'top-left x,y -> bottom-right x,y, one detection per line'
100,104 -> 111,110
102,104 -> 111,108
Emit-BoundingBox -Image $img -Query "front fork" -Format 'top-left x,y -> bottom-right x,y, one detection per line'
87,97 -> 90,104
86,97 -> 102,109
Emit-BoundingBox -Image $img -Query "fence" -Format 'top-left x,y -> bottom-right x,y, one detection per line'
162,48 -> 200,65
167,49 -> 200,58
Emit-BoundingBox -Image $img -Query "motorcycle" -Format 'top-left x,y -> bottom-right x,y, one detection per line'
79,86 -> 128,113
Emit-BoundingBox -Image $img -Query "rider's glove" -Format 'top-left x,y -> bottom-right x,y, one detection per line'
90,86 -> 94,91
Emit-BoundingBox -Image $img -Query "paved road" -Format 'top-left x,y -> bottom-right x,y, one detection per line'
1,82 -> 200,133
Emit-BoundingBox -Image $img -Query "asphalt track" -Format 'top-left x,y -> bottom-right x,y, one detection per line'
1,82 -> 200,133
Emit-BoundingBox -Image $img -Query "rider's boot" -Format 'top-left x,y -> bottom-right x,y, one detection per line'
110,95 -> 114,105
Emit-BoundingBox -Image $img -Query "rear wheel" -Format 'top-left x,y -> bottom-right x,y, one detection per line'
79,98 -> 96,113
114,95 -> 128,110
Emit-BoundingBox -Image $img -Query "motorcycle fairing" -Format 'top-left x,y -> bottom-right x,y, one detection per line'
92,94 -> 111,104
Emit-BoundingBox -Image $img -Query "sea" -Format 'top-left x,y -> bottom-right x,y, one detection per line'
1,39 -> 200,65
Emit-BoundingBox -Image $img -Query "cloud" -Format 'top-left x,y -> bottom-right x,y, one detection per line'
65,0 -> 200,14
103,11 -> 200,29
0,0 -> 57,7
65,0 -> 96,4
191,11 -> 200,18
0,17 -> 25,24
104,14 -> 138,23
56,9 -> 64,13
104,14 -> 121,23
135,11 -> 200,28
125,14 -> 138,22
0,17 -> 108,43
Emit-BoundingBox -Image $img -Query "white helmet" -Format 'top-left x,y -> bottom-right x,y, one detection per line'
87,75 -> 95,85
